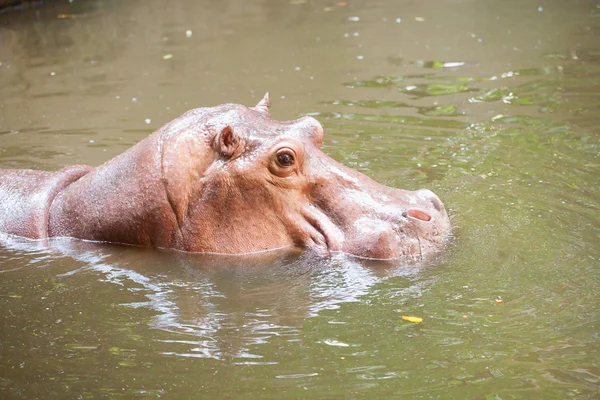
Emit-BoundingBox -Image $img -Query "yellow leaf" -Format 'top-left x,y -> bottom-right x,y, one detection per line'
402,316 -> 423,323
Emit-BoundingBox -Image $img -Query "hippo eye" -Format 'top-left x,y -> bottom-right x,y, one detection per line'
276,149 -> 295,167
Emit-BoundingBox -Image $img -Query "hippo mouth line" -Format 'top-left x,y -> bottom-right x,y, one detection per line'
297,204 -> 449,261
300,204 -> 344,252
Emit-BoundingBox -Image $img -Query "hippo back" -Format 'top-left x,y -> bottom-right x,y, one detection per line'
0,166 -> 92,239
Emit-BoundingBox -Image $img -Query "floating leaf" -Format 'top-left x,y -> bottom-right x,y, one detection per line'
398,83 -> 476,97
345,75 -> 406,88
402,316 -> 423,323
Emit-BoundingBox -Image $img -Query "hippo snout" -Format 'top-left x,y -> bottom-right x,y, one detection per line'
342,188 -> 451,259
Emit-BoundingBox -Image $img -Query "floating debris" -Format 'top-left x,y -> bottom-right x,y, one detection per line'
402,316 -> 423,323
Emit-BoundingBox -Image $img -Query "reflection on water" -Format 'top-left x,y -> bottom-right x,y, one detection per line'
1,0 -> 599,398
0,234 -> 428,365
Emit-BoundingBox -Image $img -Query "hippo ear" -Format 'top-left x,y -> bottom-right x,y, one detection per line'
214,125 -> 245,159
253,92 -> 271,118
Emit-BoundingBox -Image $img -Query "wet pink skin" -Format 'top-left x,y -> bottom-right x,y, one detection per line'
0,94 -> 451,260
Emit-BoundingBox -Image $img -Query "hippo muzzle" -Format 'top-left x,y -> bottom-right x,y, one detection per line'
0,93 -> 451,260
343,189 -> 451,259
304,137 -> 451,259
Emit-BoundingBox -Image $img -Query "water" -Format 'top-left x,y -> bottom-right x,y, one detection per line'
1,0 -> 599,398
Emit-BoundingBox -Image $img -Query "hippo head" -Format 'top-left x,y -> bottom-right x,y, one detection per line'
159,94 -> 451,260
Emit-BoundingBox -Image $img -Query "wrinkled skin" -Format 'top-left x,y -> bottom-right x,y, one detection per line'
0,94 -> 451,260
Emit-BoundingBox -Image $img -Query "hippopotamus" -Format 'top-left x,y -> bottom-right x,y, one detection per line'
0,94 -> 450,259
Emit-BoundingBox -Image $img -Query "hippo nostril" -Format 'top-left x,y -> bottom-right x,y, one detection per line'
405,209 -> 432,222
417,188 -> 445,213
430,196 -> 444,213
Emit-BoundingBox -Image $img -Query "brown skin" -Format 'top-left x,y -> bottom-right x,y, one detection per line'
0,94 -> 451,260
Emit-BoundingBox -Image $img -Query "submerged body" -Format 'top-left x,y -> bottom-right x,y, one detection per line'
0,94 -> 450,259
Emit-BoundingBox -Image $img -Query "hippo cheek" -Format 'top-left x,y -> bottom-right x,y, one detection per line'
343,218 -> 420,260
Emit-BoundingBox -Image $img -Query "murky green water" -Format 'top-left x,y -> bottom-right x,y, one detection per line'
1,0 -> 599,398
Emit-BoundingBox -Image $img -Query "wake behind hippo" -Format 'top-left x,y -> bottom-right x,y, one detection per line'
0,94 -> 451,260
